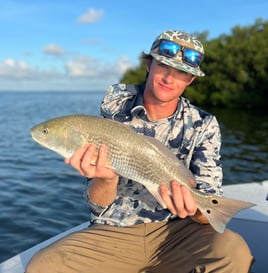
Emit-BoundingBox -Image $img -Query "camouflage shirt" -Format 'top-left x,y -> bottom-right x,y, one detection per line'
86,83 -> 222,226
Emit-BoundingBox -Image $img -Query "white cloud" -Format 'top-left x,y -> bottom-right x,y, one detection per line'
66,56 -> 98,77
116,56 -> 132,74
0,54 -> 134,91
77,8 -> 104,24
66,55 -> 132,79
0,59 -> 33,79
0,58 -> 63,82
43,44 -> 66,56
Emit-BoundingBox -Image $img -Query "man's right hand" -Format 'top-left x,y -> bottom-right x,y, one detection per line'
65,143 -> 118,181
65,143 -> 119,207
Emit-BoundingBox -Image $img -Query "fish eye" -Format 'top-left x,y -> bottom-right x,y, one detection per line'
43,128 -> 49,134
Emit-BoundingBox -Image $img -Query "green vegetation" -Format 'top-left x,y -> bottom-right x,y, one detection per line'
120,19 -> 268,109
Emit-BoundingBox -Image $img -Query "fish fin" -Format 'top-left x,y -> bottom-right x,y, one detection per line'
145,184 -> 167,209
198,196 -> 255,233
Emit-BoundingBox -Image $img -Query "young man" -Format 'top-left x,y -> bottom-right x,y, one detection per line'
26,30 -> 253,273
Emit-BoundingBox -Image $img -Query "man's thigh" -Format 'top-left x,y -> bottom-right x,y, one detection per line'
146,219 -> 253,273
26,224 -> 148,273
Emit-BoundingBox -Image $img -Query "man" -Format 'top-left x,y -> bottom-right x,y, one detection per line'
26,30 -> 253,273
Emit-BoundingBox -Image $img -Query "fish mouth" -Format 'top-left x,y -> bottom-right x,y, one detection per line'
30,127 -> 49,149
30,127 -> 41,144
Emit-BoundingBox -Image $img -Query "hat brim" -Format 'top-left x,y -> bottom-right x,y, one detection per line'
151,53 -> 205,77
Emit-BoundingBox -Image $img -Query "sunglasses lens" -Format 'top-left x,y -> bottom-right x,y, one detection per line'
159,40 -> 180,58
158,39 -> 204,68
183,49 -> 203,67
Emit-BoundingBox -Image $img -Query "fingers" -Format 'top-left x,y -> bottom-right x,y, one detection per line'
80,144 -> 98,173
159,181 -> 197,218
65,144 -> 115,179
65,144 -> 91,176
65,144 -> 90,167
175,183 -> 197,217
84,144 -> 112,178
95,144 -> 109,168
159,184 -> 177,215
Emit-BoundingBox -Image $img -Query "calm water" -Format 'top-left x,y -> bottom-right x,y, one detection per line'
0,91 -> 267,262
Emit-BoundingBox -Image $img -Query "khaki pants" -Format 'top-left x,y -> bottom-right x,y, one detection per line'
26,218 -> 253,273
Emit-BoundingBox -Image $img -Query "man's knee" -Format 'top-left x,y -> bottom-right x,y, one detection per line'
25,251 -> 43,273
210,229 -> 254,272
213,229 -> 251,257
25,248 -> 62,273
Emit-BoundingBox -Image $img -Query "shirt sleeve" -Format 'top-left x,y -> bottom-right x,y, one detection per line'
84,179 -> 112,217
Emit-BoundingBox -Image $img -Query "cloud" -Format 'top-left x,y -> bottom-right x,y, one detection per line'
66,55 -> 132,79
0,58 -> 63,81
0,55 -> 133,91
43,44 -> 66,56
116,56 -> 133,74
0,59 -> 33,79
77,8 -> 104,24
66,56 -> 99,77
65,58 -> 89,77
0,56 -> 132,82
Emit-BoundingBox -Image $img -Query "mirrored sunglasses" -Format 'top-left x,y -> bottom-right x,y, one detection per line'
158,39 -> 204,68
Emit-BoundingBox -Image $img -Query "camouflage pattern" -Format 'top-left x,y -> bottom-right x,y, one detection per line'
149,30 -> 205,77
86,84 -> 222,226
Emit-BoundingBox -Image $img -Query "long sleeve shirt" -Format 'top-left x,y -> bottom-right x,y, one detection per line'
86,83 -> 222,226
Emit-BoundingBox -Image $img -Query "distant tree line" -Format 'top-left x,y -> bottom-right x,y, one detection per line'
120,19 -> 268,109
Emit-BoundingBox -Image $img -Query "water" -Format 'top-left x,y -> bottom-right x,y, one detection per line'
0,91 -> 267,262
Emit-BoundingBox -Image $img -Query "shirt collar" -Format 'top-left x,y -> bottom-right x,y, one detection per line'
127,83 -> 184,121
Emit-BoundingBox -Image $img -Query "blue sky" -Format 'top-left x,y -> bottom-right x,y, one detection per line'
0,0 -> 267,91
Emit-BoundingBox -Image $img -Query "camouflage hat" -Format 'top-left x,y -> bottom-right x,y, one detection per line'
149,30 -> 205,77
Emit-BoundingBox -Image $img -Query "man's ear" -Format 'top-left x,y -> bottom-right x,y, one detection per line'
187,76 -> 196,86
146,59 -> 152,72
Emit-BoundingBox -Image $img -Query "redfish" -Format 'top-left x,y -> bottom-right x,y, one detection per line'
30,115 -> 255,233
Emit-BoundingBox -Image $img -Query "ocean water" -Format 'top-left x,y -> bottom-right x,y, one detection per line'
0,91 -> 267,262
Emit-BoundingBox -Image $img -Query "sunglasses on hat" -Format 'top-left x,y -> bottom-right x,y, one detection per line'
158,39 -> 204,68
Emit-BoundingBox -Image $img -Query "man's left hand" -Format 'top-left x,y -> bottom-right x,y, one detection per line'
159,181 -> 197,218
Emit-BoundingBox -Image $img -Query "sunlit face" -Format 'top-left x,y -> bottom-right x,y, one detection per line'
144,59 -> 195,105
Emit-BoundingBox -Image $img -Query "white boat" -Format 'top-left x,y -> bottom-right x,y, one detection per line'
1,181 -> 267,273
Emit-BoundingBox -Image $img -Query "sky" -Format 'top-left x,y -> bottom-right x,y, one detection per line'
0,0 -> 267,92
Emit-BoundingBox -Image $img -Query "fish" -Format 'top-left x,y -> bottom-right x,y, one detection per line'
30,114 -> 255,233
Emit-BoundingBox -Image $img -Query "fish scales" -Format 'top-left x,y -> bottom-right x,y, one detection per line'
79,116 -> 165,181
60,115 -> 191,189
30,115 -> 255,233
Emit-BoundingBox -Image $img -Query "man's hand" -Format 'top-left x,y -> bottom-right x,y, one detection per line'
65,143 -> 117,182
159,180 -> 209,224
65,143 -> 119,207
159,181 -> 197,217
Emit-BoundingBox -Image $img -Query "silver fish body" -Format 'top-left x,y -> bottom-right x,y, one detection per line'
30,115 -> 255,233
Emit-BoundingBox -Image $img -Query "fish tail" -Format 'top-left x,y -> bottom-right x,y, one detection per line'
198,196 -> 255,233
